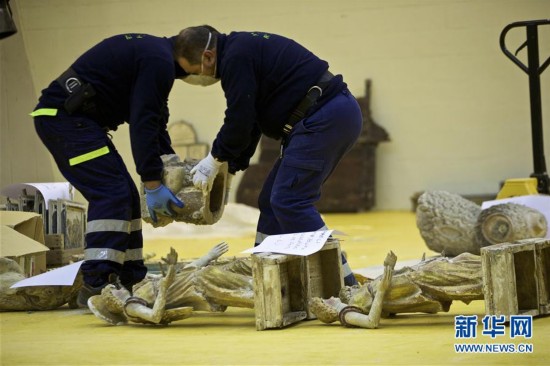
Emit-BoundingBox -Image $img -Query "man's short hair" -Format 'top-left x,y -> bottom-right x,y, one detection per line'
174,25 -> 219,64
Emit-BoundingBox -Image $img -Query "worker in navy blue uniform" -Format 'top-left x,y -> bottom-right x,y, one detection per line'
31,33 -> 187,307
174,26 -> 362,285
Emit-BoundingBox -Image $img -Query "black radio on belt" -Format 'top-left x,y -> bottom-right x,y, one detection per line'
56,68 -> 97,114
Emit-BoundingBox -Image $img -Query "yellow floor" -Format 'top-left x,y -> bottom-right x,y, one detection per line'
1,211 -> 549,365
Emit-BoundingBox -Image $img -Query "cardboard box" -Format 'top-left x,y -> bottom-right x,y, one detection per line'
0,211 -> 49,276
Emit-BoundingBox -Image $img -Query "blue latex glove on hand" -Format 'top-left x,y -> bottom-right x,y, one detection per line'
190,153 -> 223,194
144,184 -> 184,223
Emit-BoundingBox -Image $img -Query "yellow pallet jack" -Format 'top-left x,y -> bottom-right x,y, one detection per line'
497,19 -> 550,199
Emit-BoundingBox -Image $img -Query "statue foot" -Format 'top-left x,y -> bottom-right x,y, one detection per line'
88,295 -> 128,326
309,297 -> 339,324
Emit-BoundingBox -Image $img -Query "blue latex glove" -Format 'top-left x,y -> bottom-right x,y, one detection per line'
144,184 -> 184,223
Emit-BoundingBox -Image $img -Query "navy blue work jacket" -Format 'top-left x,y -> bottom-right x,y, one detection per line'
36,34 -> 187,182
212,31 -> 346,172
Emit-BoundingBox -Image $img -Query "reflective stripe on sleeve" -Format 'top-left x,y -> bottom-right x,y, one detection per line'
69,146 -> 109,166
30,108 -> 58,117
84,248 -> 126,264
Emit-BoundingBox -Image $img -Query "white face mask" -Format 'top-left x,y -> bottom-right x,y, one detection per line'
182,31 -> 220,87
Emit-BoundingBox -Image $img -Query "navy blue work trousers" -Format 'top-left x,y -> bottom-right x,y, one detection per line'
34,112 -> 146,288
257,89 -> 363,238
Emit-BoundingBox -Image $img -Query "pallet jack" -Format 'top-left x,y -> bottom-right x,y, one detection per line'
497,19 -> 550,199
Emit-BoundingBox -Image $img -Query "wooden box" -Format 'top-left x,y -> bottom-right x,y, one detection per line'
252,239 -> 343,330
481,238 -> 550,317
45,234 -> 84,266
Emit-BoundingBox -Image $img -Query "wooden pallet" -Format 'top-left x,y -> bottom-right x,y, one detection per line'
252,239 -> 343,330
481,237 -> 550,317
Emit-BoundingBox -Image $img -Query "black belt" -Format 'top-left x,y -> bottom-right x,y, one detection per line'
282,70 -> 334,136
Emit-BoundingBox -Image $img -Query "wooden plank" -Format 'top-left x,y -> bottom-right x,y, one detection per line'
306,252 -> 324,301
281,311 -> 307,327
481,249 -> 493,313
536,241 -> 550,313
272,262 -> 287,326
252,254 -> 267,330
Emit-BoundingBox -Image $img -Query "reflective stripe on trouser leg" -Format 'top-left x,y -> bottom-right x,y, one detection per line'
118,184 -> 147,288
85,218 -> 143,262
69,146 -> 109,166
33,113 -> 146,287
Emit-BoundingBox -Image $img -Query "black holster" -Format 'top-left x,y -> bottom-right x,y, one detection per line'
282,70 -> 334,136
56,68 -> 97,114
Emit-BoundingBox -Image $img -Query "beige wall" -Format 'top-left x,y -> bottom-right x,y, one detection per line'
0,1 -> 55,195
4,0 -> 550,209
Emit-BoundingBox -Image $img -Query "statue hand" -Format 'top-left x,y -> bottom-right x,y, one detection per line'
380,251 -> 396,289
162,247 -> 178,266
207,242 -> 229,260
383,251 -> 397,269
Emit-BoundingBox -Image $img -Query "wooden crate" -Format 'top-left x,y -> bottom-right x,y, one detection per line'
252,252 -> 307,330
45,233 -> 64,249
252,239 -> 343,330
45,234 -> 84,266
481,238 -> 550,317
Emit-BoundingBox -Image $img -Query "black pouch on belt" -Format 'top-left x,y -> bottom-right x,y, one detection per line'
56,68 -> 97,114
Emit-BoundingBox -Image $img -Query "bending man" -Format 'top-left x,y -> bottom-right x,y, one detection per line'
31,33 -> 187,306
174,26 -> 363,285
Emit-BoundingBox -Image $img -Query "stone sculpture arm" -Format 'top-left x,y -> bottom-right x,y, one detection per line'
124,248 -> 178,323
184,242 -> 229,269
338,251 -> 396,328
309,251 -> 397,328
